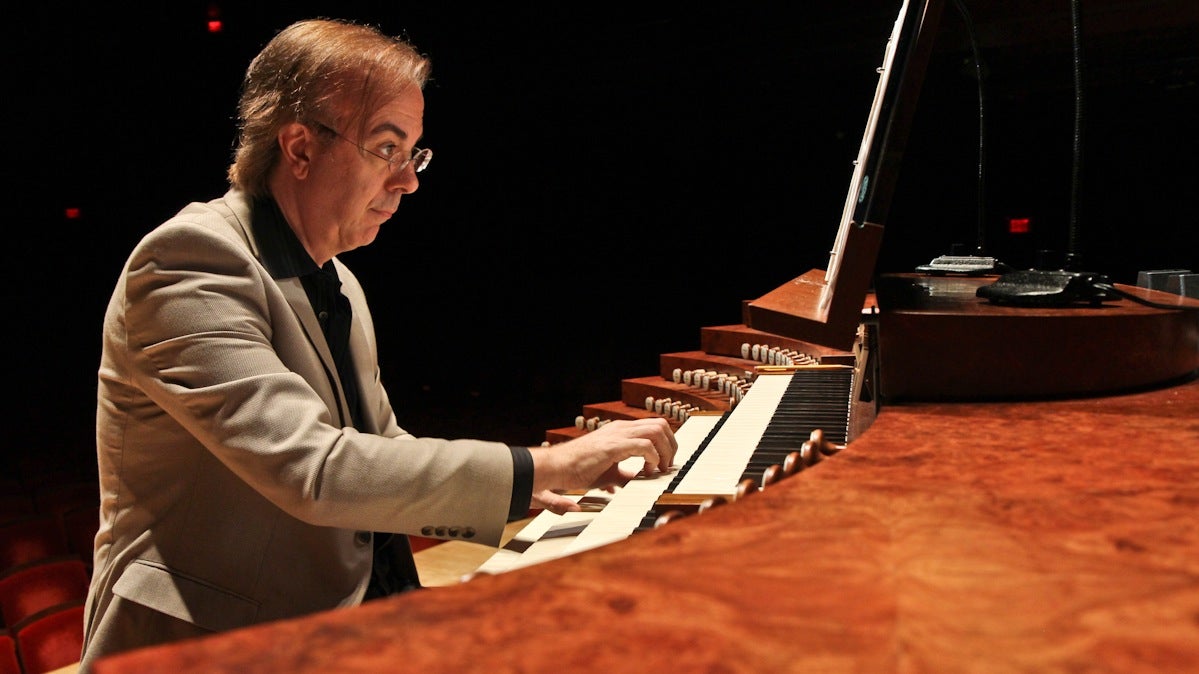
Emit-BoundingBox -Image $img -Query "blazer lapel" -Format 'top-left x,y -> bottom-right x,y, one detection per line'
278,275 -> 354,428
220,189 -> 355,429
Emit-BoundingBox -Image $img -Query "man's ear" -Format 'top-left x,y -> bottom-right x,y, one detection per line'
277,122 -> 314,179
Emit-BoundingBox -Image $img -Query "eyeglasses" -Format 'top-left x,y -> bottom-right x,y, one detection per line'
315,122 -> 432,174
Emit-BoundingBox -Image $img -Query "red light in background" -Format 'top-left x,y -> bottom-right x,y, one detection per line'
65,207 -> 82,220
207,3 -> 222,33
1008,217 -> 1030,234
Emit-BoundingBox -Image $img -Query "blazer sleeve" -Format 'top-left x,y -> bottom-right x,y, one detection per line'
116,213 -> 514,546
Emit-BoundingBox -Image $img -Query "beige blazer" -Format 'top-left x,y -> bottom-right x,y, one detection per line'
80,190 -> 514,670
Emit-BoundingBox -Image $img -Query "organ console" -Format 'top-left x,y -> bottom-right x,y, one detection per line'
478,344 -> 871,574
93,1 -> 1199,671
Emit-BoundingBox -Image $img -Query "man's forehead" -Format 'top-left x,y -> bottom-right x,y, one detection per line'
364,88 -> 425,137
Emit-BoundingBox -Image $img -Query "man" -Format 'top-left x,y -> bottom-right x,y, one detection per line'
80,18 -> 676,672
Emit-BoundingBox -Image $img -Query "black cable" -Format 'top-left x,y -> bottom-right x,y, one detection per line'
951,0 -> 987,255
1065,0 -> 1085,270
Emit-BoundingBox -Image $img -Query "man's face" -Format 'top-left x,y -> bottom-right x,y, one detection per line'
298,86 -> 427,263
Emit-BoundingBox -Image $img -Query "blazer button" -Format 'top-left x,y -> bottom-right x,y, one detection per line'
434,526 -> 447,537
354,531 -> 371,546
421,526 -> 435,536
462,528 -> 476,539
448,527 -> 460,538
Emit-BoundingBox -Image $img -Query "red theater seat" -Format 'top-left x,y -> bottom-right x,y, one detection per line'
0,516 -> 70,576
12,600 -> 85,674
0,630 -> 20,674
0,558 -> 90,628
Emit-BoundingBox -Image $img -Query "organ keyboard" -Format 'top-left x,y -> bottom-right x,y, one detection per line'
475,412 -> 723,573
477,349 -> 868,574
669,366 -> 853,496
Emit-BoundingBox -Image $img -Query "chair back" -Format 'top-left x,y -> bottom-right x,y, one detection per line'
0,516 -> 69,576
0,558 -> 90,628
12,600 -> 85,674
0,630 -> 20,674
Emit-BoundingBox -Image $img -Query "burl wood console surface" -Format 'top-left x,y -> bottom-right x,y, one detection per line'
96,377 -> 1199,673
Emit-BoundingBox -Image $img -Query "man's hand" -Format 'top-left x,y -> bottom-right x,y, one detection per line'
528,418 -> 677,514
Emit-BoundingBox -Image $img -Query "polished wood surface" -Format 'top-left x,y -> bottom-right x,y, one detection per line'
95,376 -> 1199,673
877,274 -> 1199,401
747,228 -> 882,352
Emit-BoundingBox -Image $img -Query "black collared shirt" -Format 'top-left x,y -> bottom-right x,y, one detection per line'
253,198 -> 362,428
251,197 -> 532,519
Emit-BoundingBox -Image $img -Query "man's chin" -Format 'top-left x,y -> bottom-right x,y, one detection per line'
345,227 -> 381,253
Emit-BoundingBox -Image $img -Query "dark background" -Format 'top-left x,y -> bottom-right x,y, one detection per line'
9,1 -> 1198,460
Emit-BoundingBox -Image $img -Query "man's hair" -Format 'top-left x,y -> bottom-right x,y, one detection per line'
227,19 -> 431,197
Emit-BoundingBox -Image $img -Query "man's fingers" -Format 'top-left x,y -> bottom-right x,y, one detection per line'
647,418 -> 677,472
535,490 -> 581,516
